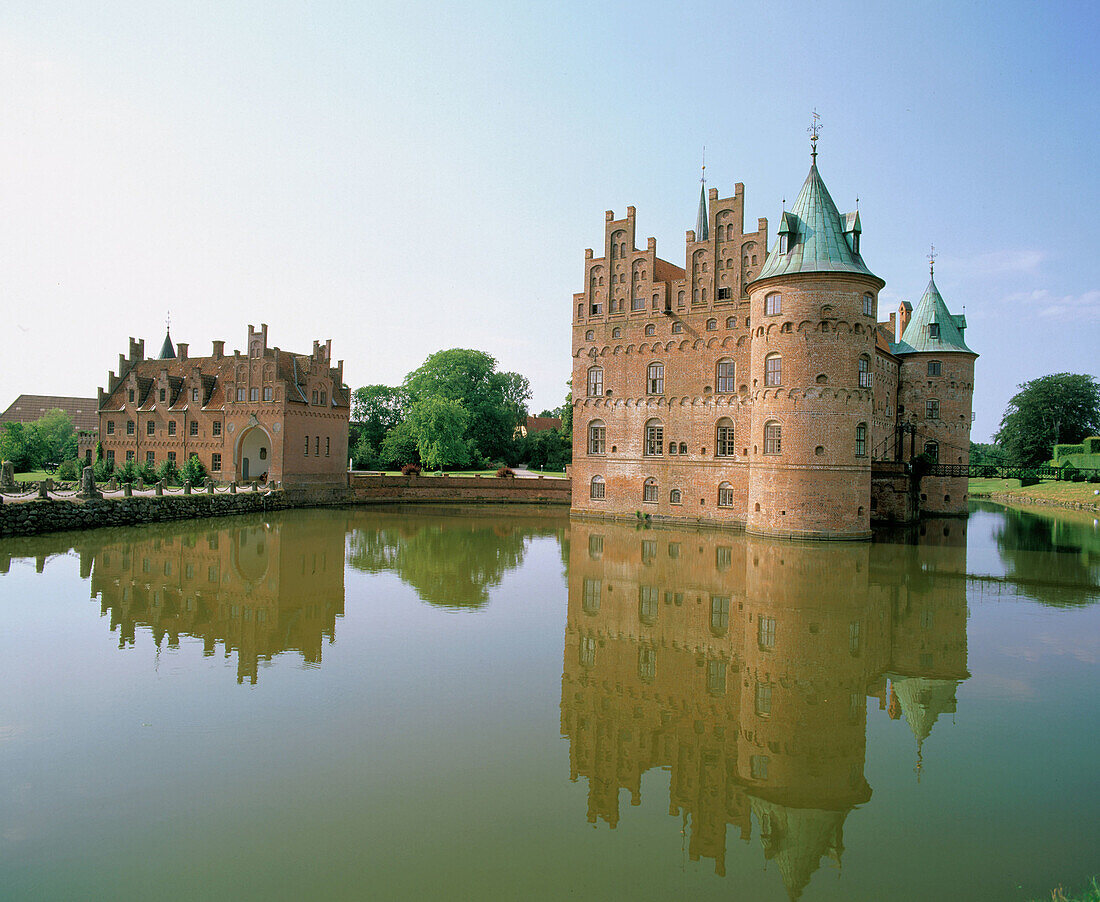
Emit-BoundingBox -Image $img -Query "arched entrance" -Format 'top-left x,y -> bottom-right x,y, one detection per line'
237,424 -> 272,482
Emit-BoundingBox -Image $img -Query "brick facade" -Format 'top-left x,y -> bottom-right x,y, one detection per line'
96,324 -> 349,487
571,163 -> 976,538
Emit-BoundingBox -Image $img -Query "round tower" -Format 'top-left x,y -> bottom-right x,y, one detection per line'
745,146 -> 885,539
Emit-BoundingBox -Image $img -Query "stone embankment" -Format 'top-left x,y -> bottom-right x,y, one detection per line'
0,473 -> 572,538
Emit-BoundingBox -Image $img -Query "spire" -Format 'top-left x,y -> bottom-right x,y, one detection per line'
695,148 -> 709,240
808,108 -> 822,165
158,312 -> 176,360
895,269 -> 976,355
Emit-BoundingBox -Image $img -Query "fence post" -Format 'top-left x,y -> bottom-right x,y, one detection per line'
183,480 -> 192,495
123,482 -> 132,497
155,480 -> 164,497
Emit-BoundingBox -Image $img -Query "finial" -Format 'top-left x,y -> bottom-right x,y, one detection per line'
928,244 -> 937,278
781,197 -> 786,212
701,145 -> 706,184
855,195 -> 860,211
808,108 -> 822,163
166,310 -> 171,333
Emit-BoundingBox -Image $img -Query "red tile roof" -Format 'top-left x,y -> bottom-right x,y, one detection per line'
0,395 -> 99,432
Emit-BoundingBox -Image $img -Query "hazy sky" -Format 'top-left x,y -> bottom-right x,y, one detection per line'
1,1 -> 1097,440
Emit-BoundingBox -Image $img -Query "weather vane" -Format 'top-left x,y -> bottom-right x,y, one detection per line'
928,244 -> 937,277
166,310 -> 171,333
700,146 -> 706,184
808,109 -> 822,163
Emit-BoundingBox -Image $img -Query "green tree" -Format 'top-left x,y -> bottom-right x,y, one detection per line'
0,409 -> 76,471
181,454 -> 208,485
379,419 -> 420,469
402,349 -> 530,462
559,381 -> 573,442
35,409 -> 77,462
352,385 -> 407,450
408,397 -> 470,471
522,429 -> 571,470
994,373 -> 1100,466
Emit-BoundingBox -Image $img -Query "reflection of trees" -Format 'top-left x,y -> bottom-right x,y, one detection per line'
347,520 -> 531,609
993,506 -> 1100,606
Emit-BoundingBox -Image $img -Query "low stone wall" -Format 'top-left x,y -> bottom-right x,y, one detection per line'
0,492 -> 293,539
344,474 -> 572,505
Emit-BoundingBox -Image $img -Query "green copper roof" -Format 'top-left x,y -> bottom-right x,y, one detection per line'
695,182 -> 709,240
892,278 -> 977,355
158,330 -> 176,360
755,164 -> 879,282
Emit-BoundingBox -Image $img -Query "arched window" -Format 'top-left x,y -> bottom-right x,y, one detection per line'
643,478 -> 658,502
693,288 -> 700,303
855,422 -> 867,458
590,475 -> 605,499
638,645 -> 656,681
726,316 -> 736,329
669,489 -> 682,504
585,330 -> 594,341
587,367 -> 603,397
611,327 -> 621,339
716,359 -> 735,393
924,441 -> 939,462
645,323 -> 655,336
764,421 -> 782,455
644,419 -> 663,456
669,442 -> 677,455
679,442 -> 687,454
858,355 -> 872,388
765,292 -> 781,315
587,420 -> 606,455
764,353 -> 782,386
863,293 -> 874,317
718,482 -> 734,507
716,418 -> 735,457
677,290 -> 685,305
646,362 -> 664,394
706,318 -> 717,331
671,322 -> 683,333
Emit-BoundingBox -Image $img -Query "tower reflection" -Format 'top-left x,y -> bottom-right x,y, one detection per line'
86,510 -> 346,683
561,519 -> 970,899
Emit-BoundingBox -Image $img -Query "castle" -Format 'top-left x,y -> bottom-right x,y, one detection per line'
570,139 -> 977,538
96,324 -> 350,487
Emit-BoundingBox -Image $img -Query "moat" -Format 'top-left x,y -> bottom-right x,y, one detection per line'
1,503 -> 1098,901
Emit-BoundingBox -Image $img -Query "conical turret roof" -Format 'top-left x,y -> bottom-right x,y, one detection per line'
755,163 -> 880,283
695,182 -> 709,240
158,330 -> 176,359
893,278 -> 976,355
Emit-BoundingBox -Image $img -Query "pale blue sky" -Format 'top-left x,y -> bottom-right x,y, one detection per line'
1,1 -> 1097,440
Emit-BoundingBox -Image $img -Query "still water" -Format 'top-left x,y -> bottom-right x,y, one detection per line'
1,503 -> 1098,901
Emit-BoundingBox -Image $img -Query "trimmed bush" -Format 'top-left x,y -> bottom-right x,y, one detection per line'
400,462 -> 421,476
56,459 -> 80,480
495,467 -> 515,478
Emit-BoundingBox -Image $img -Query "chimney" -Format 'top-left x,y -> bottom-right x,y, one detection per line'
212,340 -> 225,358
888,312 -> 897,342
898,301 -> 913,338
177,342 -> 188,360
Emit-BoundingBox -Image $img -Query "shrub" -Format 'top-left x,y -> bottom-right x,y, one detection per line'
180,454 -> 207,485
1089,474 -> 1100,484
93,458 -> 114,482
401,462 -> 421,476
1019,471 -> 1041,487
1072,472 -> 1086,482
496,467 -> 515,478
156,459 -> 180,486
55,459 -> 79,480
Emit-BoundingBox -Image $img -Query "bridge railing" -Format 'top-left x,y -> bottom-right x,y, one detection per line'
928,463 -> 1100,480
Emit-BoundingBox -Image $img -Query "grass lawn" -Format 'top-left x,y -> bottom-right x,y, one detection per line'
969,477 -> 1100,505
13,469 -> 52,483
1030,877 -> 1100,902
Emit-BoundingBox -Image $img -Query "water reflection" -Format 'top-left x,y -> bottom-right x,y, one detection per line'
562,519 -> 971,900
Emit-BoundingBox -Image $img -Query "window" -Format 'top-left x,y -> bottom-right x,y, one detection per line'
585,329 -> 594,340
706,318 -> 717,330
107,421 -> 115,435
590,302 -> 602,315
863,293 -> 874,316
128,389 -> 135,403
263,386 -> 273,401
764,354 -> 782,386
250,387 -> 259,402
211,453 -> 221,471
106,450 -> 115,464
587,420 -> 605,454
582,578 -> 601,614
707,660 -> 727,695
849,620 -> 862,655
147,420 -> 155,436
755,682 -> 772,716
321,390 -> 327,406
643,478 -> 658,502
631,296 -> 644,311
234,388 -> 244,402
126,420 -> 135,435
758,615 -> 776,649
926,399 -> 940,420
587,367 -> 603,397
856,423 -> 867,457
146,451 -> 155,464
588,534 -> 604,558
168,451 -> 176,463
779,232 -> 789,254
647,362 -> 664,394
929,322 -> 940,339
212,421 -> 222,436
168,421 -> 176,436
637,646 -> 656,682
645,323 -> 655,336
717,287 -> 731,299
159,388 -> 166,402
590,475 -> 605,499
764,421 -> 782,455
192,388 -> 199,403
717,359 -> 735,393
326,436 -> 330,457
718,482 -> 734,507
639,586 -> 659,624
924,440 -> 939,462
928,360 -> 942,376
314,436 -> 320,456
669,488 -> 682,504
644,421 -> 663,456
671,322 -> 683,333
126,450 -> 134,461
304,435 -> 310,456
765,292 -> 781,315
710,596 -> 730,633
611,327 -> 621,338
669,442 -> 677,455
716,419 -> 735,457
312,389 -> 319,405
859,355 -> 872,388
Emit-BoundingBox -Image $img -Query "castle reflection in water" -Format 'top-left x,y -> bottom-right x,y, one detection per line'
561,518 -> 970,900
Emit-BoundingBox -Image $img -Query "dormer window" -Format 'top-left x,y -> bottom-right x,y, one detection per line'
851,233 -> 860,254
778,234 -> 789,254
929,322 -> 941,339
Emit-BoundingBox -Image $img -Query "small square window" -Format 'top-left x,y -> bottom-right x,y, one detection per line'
106,421 -> 115,435
147,421 -> 155,436
212,421 -> 222,436
168,421 -> 176,436
211,453 -> 222,471
189,420 -> 199,436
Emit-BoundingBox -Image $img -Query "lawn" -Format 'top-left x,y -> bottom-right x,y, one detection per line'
969,477 -> 1100,506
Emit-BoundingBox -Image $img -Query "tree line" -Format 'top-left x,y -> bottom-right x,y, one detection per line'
351,348 -> 572,472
